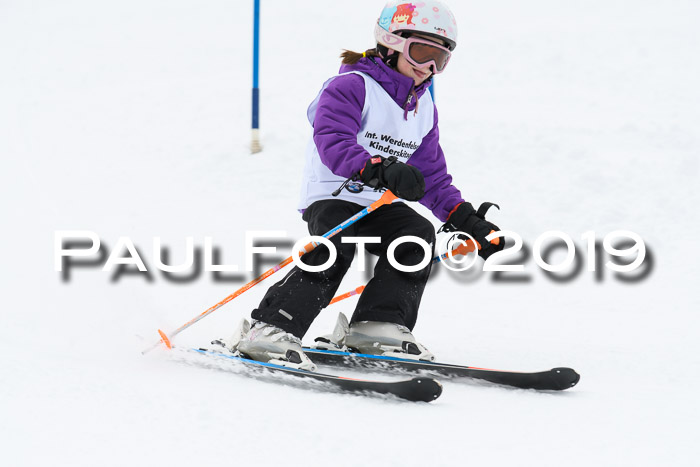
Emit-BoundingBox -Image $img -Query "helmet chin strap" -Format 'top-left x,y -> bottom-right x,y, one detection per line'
376,44 -> 399,68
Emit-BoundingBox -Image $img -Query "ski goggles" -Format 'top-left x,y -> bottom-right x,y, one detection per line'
374,23 -> 452,74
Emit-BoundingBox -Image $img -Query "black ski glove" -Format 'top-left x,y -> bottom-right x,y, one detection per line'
359,155 -> 425,201
440,202 -> 504,259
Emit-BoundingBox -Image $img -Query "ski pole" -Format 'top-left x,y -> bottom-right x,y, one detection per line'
328,237 -> 477,306
142,190 -> 398,354
329,286 -> 366,305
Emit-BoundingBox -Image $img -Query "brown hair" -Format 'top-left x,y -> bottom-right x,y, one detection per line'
340,48 -> 381,65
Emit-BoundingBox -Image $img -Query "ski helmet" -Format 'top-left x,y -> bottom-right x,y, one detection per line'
375,1 -> 458,51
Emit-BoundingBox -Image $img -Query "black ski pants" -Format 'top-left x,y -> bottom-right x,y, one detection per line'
252,199 -> 435,339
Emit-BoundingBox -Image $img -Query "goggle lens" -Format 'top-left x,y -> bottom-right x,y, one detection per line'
407,42 -> 451,72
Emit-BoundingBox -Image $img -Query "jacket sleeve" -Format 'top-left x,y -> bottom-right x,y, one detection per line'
312,74 -> 371,178
410,106 -> 465,222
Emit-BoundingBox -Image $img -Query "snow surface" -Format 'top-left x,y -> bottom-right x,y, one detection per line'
1,0 -> 699,465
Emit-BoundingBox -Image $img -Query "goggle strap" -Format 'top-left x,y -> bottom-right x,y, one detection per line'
374,22 -> 407,55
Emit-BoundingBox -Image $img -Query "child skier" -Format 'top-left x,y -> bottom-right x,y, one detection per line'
218,1 -> 503,371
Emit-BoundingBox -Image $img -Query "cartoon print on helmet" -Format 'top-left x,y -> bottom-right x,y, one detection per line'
390,4 -> 416,31
378,5 -> 397,29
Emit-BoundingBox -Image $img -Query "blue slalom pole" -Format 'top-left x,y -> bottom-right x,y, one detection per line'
251,0 -> 262,153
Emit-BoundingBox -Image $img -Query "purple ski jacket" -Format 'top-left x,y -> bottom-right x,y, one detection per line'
311,56 -> 464,222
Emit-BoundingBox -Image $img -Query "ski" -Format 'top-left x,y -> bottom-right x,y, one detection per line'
303,348 -> 580,391
181,348 -> 443,402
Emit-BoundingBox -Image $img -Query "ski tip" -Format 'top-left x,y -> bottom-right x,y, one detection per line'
409,377 -> 443,402
550,367 -> 580,390
157,329 -> 172,350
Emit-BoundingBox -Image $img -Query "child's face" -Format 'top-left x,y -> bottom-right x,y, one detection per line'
397,52 -> 432,86
396,34 -> 447,86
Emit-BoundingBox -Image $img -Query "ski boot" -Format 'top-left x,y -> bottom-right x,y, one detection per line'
211,317 -> 250,354
313,312 -> 350,351
213,318 -> 316,371
315,313 -> 435,362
